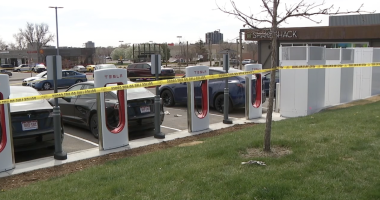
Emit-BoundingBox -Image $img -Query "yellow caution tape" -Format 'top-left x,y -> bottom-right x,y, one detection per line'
0,69 -> 271,105
1,62 -> 380,105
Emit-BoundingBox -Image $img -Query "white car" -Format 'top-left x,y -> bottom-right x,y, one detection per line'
72,65 -> 87,72
32,64 -> 47,73
242,59 -> 254,65
22,71 -> 47,86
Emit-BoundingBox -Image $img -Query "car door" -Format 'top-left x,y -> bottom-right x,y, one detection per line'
58,71 -> 68,87
142,64 -> 152,78
73,84 -> 97,126
59,84 -> 83,124
173,75 -> 188,103
66,71 -> 78,86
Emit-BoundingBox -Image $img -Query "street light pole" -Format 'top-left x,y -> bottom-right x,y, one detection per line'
49,6 -> 66,160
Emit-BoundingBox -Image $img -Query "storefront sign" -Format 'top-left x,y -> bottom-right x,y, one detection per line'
246,30 -> 298,40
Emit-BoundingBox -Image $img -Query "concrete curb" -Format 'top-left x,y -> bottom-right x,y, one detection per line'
0,113 -> 285,178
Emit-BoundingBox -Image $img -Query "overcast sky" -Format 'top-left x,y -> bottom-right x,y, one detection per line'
0,0 -> 377,48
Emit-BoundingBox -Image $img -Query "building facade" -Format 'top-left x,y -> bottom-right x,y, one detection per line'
242,14 -> 380,69
0,43 -> 95,68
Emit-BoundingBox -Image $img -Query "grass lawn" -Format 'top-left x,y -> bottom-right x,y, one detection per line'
1,100 -> 380,199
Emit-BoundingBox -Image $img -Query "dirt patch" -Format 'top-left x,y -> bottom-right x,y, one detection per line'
241,146 -> 292,158
177,141 -> 204,147
0,123 -> 255,191
325,95 -> 380,110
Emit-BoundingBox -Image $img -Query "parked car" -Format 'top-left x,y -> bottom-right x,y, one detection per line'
0,69 -> 12,76
22,71 -> 47,86
9,86 -> 63,152
14,64 -> 31,72
263,70 -> 279,97
93,64 -> 118,78
86,65 -> 95,72
242,59 -> 255,65
32,64 -> 47,73
31,70 -> 88,90
49,81 -> 165,138
72,65 -> 87,72
230,59 -> 240,65
127,62 -> 175,81
0,64 -> 14,70
159,67 -> 266,113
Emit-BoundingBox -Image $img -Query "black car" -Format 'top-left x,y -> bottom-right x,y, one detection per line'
9,86 -> 63,152
0,69 -> 12,76
0,64 -> 14,70
49,81 -> 165,138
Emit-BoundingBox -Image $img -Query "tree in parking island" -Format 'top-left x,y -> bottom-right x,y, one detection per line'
218,0 -> 372,152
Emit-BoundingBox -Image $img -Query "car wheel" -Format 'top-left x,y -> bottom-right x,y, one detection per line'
75,79 -> 83,84
90,113 -> 99,139
17,69 -> 21,72
161,90 -> 175,107
214,94 -> 233,113
42,82 -> 51,90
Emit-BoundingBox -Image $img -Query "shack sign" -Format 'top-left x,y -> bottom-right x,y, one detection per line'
245,30 -> 298,40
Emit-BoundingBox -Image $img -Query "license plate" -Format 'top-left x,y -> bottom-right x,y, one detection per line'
140,106 -> 150,113
21,120 -> 38,131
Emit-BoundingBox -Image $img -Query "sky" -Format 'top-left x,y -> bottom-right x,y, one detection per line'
0,0 -> 377,48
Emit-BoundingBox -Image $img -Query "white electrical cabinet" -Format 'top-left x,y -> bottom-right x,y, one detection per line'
350,48 -> 379,100
279,46 -> 326,117
325,48 -> 354,106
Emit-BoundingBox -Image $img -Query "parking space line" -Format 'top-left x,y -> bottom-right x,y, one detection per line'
160,125 -> 182,131
64,133 -> 99,146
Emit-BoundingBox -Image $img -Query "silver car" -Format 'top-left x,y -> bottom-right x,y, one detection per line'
14,64 -> 32,72
72,65 -> 87,72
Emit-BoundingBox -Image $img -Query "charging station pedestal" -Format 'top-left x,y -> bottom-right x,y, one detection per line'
0,75 -> 15,172
245,64 -> 262,119
94,69 -> 129,150
186,66 -> 209,132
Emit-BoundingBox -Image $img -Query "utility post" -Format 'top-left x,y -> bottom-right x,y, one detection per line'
239,31 -> 243,70
209,39 -> 212,67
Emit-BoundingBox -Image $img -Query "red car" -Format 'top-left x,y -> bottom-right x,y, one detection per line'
127,62 -> 175,81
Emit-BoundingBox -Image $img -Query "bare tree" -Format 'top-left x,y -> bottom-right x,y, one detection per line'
13,33 -> 27,50
218,0 -> 371,152
18,22 -> 54,62
0,38 -> 7,50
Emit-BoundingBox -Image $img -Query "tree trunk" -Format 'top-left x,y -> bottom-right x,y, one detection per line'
264,0 -> 278,152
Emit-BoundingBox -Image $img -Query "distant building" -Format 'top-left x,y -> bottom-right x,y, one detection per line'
84,41 -> 95,48
0,41 -> 95,67
205,30 -> 223,44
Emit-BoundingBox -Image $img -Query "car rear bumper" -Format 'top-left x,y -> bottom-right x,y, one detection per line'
13,131 -> 56,152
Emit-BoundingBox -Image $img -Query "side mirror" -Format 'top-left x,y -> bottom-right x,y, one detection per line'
62,97 -> 71,102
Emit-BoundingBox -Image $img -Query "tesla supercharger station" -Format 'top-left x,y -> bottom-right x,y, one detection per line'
245,64 -> 262,119
94,69 -> 129,150
0,75 -> 15,172
186,66 -> 209,132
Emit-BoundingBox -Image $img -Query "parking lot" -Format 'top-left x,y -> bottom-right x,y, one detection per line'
7,71 -> 267,163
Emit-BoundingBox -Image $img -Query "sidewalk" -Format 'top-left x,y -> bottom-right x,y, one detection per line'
0,113 -> 285,178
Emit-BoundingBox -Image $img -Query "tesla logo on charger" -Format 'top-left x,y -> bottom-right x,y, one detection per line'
194,70 -> 207,74
104,74 -> 123,79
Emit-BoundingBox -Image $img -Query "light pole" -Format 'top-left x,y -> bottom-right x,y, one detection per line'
177,36 -> 182,59
49,6 -> 67,160
119,41 -> 123,60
